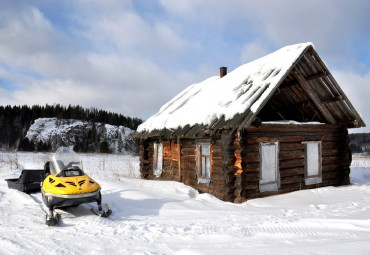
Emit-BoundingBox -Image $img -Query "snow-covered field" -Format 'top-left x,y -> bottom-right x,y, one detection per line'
1,152 -> 370,254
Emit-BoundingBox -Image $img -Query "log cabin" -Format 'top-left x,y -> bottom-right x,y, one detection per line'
134,43 -> 365,203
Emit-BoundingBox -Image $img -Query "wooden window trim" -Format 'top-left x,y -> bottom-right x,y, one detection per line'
196,140 -> 212,184
302,141 -> 322,185
259,141 -> 280,192
153,142 -> 163,177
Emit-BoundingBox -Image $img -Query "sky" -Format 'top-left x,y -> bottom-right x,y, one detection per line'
0,0 -> 369,132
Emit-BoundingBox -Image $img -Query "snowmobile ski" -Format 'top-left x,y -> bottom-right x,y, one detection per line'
91,203 -> 112,218
46,212 -> 60,226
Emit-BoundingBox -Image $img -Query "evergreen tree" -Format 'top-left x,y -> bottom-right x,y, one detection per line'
0,104 -> 143,151
99,140 -> 110,153
117,131 -> 123,153
18,137 -> 34,151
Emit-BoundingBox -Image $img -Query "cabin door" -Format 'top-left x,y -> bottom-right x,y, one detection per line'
259,142 -> 280,192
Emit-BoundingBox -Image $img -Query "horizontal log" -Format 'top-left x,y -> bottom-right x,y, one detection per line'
322,148 -> 339,157
246,125 -> 338,133
244,163 -> 260,172
212,158 -> 223,166
279,182 -> 302,191
322,157 -> 340,165
322,179 -> 340,186
322,141 -> 338,149
181,155 -> 196,160
321,135 -> 339,141
244,173 -> 259,182
212,151 -> 223,158
209,179 -> 226,187
280,176 -> 304,185
243,184 -> 259,191
280,158 -> 304,169
243,152 -> 259,163
322,171 -> 340,180
246,137 -> 273,144
181,148 -> 196,154
280,143 -> 304,151
211,167 -> 225,176
181,165 -> 196,171
322,164 -> 339,171
279,136 -> 305,143
211,155 -> 223,160
280,150 -> 304,161
245,146 -> 260,153
181,143 -> 196,149
280,167 -> 304,177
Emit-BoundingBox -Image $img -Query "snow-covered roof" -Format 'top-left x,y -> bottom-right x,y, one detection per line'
137,42 -> 365,137
138,43 -> 311,133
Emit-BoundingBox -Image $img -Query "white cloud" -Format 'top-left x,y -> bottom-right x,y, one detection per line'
160,0 -> 370,69
333,70 -> 370,132
0,1 -> 194,119
74,1 -> 188,62
0,0 -> 368,125
240,42 -> 269,63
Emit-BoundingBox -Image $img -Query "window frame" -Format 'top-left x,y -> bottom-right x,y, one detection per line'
153,142 -> 163,177
196,140 -> 212,184
259,141 -> 280,192
302,141 -> 322,185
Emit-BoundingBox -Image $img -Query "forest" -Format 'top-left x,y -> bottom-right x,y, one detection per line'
349,133 -> 370,154
0,104 -> 142,152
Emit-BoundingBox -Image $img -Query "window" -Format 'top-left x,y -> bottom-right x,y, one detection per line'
303,141 -> 322,185
197,142 -> 211,184
259,142 -> 280,192
153,142 -> 163,177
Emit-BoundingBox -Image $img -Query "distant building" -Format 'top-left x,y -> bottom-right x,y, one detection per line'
135,43 -> 365,203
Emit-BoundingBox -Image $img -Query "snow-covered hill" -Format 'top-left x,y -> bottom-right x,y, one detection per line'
1,152 -> 370,254
26,118 -> 137,153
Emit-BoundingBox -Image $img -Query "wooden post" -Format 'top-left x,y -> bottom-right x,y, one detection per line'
177,136 -> 182,182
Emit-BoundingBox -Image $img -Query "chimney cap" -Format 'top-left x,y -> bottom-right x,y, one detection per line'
220,66 -> 227,78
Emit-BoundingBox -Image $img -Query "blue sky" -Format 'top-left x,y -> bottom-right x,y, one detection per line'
0,0 -> 369,132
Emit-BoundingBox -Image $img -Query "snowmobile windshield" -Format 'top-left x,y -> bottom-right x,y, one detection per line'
50,147 -> 84,176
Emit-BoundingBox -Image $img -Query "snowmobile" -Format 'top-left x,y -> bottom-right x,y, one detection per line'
42,147 -> 112,226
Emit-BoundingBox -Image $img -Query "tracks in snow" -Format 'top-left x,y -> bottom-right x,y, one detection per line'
233,222 -> 370,239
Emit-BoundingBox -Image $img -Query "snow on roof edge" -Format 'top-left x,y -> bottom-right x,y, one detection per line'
138,42 -> 314,133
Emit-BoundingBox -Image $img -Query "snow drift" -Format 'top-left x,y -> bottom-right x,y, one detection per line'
0,152 -> 370,254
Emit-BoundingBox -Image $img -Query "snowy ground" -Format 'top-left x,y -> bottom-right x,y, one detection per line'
1,152 -> 370,254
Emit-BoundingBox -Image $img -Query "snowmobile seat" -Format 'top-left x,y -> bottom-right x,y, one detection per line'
5,169 -> 44,193
44,161 -> 51,177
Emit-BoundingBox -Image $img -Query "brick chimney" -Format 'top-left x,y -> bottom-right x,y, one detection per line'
220,67 -> 227,78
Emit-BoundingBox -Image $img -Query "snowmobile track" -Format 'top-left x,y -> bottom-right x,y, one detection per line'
234,223 -> 370,239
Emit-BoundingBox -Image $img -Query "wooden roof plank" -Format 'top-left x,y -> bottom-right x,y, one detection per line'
310,50 -> 366,127
292,70 -> 337,125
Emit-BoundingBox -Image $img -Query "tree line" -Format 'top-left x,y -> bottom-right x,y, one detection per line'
349,133 -> 370,154
0,104 -> 142,151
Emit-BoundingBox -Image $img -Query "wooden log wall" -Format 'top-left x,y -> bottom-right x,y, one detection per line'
139,139 -> 150,179
139,135 -> 236,202
241,124 -> 351,200
180,137 -> 232,201
139,139 -> 181,180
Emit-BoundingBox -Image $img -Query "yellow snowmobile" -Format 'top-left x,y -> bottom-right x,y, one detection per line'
42,147 -> 112,226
